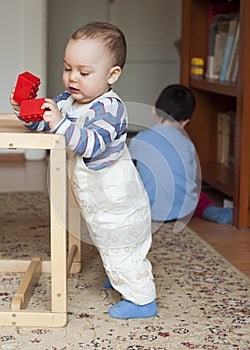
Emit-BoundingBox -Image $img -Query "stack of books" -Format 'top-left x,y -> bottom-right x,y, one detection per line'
205,2 -> 240,83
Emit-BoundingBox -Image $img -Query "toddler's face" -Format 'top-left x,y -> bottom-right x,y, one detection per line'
62,38 -> 114,105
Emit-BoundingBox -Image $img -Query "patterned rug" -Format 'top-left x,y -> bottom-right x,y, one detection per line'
0,192 -> 249,350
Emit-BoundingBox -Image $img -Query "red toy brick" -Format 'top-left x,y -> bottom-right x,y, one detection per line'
20,98 -> 46,123
13,71 -> 41,104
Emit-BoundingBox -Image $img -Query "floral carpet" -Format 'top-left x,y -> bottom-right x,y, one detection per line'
0,192 -> 249,350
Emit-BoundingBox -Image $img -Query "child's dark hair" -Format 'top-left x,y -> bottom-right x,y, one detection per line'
72,22 -> 127,69
155,84 -> 196,122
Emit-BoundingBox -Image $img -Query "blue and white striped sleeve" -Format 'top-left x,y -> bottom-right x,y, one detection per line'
14,92 -> 70,132
13,109 -> 50,131
53,97 -> 127,158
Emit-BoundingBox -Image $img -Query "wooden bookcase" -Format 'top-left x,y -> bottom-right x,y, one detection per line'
180,0 -> 250,228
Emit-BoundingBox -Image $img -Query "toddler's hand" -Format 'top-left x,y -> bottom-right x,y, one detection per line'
10,88 -> 20,112
42,98 -> 63,129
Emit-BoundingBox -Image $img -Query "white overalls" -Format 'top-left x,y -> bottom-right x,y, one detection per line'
66,93 -> 156,305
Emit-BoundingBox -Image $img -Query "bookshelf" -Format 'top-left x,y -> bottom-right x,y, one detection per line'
181,0 -> 250,228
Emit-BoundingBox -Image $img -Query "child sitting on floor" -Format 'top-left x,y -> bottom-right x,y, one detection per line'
129,84 -> 233,225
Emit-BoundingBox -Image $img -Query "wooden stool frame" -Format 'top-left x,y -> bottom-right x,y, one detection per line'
0,115 -> 81,327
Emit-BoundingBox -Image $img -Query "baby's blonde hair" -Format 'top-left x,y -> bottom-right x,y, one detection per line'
72,22 -> 127,68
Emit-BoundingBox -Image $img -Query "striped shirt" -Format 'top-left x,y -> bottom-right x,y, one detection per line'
21,90 -> 128,170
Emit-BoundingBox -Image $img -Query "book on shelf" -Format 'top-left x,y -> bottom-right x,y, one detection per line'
229,50 -> 239,83
225,22 -> 240,82
227,23 -> 240,83
206,14 -> 232,79
220,14 -> 239,82
217,111 -> 235,167
228,111 -> 236,167
206,0 -> 240,81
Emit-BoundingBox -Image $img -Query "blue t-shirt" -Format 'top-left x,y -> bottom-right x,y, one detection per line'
129,124 -> 199,221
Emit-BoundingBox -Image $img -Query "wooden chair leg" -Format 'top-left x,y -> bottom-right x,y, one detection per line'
68,186 -> 82,274
11,257 -> 42,310
50,149 -> 67,314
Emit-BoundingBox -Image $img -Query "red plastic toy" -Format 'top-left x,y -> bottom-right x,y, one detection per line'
13,71 -> 41,104
20,98 -> 46,123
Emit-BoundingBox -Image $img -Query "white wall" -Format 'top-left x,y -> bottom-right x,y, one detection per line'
0,0 -> 47,157
47,0 -> 182,129
109,0 -> 182,128
0,0 -> 47,113
0,0 -> 181,128
109,0 -> 182,106
47,0 -> 109,97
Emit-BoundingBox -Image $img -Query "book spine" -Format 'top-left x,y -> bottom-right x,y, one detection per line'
225,22 -> 240,82
217,113 -> 231,165
220,16 -> 238,82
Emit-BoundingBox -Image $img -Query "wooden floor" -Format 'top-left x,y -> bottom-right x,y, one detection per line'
1,155 -> 250,278
189,218 -> 250,278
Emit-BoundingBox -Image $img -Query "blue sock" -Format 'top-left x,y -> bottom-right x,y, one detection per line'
202,206 -> 233,224
108,299 -> 158,319
103,278 -> 113,289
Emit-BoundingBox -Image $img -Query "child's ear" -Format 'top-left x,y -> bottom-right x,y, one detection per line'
181,119 -> 190,128
152,106 -> 163,124
108,66 -> 122,85
152,106 -> 157,116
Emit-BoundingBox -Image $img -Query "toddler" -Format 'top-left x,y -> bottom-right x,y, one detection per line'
10,22 -> 157,319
